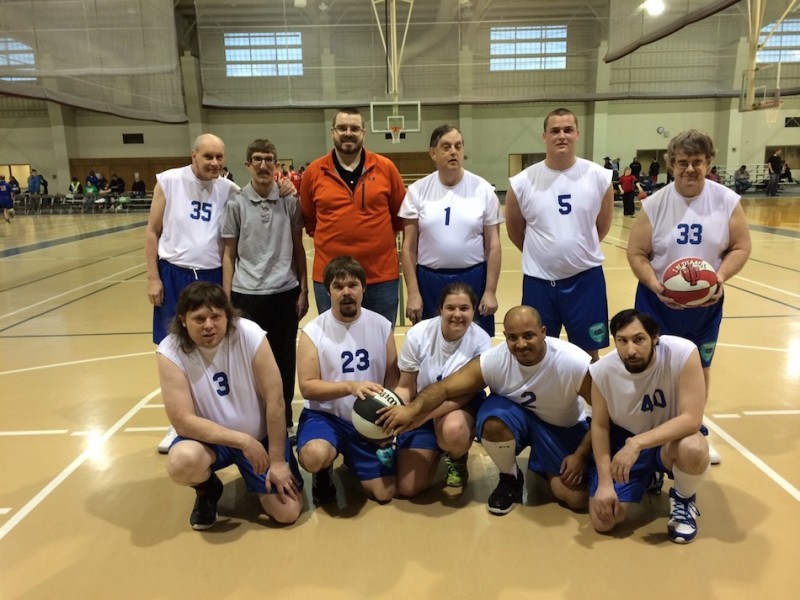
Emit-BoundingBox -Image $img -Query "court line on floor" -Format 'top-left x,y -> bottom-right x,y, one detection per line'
736,276 -> 800,299
704,417 -> 800,503
0,351 -> 153,376
0,389 -> 160,542
0,220 -> 147,258
0,263 -> 146,321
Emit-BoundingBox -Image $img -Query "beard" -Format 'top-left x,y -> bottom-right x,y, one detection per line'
622,343 -> 656,374
338,300 -> 357,318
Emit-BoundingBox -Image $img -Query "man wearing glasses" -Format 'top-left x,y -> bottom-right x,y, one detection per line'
627,129 -> 751,466
300,108 -> 406,325
222,139 -> 309,444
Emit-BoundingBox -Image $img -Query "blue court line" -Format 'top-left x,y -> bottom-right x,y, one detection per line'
748,224 -> 800,239
0,220 -> 147,258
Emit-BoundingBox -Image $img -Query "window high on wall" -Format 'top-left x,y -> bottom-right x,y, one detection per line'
757,19 -> 800,64
0,38 -> 36,82
224,32 -> 303,77
489,25 -> 567,72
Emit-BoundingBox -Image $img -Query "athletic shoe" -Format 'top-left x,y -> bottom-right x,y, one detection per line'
157,426 -> 178,454
647,471 -> 664,495
287,424 -> 297,446
190,473 -> 223,531
445,453 -> 469,487
668,487 -> 700,544
312,467 -> 337,504
487,467 -> 524,515
708,443 -> 721,465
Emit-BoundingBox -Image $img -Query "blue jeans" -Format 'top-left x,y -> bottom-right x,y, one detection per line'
313,279 -> 398,327
767,172 -> 780,196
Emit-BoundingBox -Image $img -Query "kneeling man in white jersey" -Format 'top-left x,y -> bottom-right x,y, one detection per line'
296,256 -> 400,506
157,282 -> 302,530
589,309 -> 710,544
379,305 -> 593,516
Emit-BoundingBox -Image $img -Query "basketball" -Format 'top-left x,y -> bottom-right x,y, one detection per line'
351,388 -> 404,443
638,190 -> 648,200
662,257 -> 718,307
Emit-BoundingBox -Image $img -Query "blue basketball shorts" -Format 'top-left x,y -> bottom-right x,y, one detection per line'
476,394 -> 590,476
153,259 -> 222,344
396,392 -> 485,452
171,435 -> 303,494
296,409 -> 396,481
522,266 -> 609,351
588,424 -> 709,503
634,282 -> 723,367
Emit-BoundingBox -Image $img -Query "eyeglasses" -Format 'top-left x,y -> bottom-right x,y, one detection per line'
249,155 -> 276,165
333,125 -> 364,134
674,159 -> 707,171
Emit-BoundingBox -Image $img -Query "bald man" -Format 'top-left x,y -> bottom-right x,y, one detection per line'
144,134 -> 239,453
379,306 -> 593,515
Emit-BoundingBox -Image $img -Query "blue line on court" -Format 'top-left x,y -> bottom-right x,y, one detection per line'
749,224 -> 800,239
0,221 -> 147,258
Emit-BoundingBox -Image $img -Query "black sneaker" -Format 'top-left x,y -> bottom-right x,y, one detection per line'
487,468 -> 524,515
647,471 -> 664,495
312,466 -> 337,504
190,473 -> 223,530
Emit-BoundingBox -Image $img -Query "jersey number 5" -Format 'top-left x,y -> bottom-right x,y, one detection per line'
557,194 -> 572,215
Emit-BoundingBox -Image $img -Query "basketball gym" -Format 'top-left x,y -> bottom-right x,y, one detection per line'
1,1 -> 799,598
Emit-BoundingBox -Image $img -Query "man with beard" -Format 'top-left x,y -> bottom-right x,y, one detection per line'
589,309 -> 709,544
505,108 -> 614,361
379,305 -> 593,516
295,256 -> 399,506
299,108 -> 406,325
627,129 -> 751,465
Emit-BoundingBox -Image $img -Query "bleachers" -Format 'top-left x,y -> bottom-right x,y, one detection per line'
12,192 -> 152,214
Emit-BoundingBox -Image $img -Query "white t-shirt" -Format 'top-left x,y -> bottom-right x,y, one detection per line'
398,316 -> 492,391
589,335 -> 696,435
156,318 -> 268,440
508,158 -> 611,280
479,337 -> 590,427
399,170 -> 504,269
157,165 -> 239,269
642,180 -> 739,278
302,308 -> 392,421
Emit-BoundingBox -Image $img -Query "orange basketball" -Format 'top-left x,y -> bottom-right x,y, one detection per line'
638,190 -> 648,200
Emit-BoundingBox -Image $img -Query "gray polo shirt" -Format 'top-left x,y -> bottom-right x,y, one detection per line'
221,182 -> 303,295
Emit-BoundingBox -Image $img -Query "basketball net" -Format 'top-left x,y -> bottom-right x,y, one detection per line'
390,125 -> 403,144
765,106 -> 780,126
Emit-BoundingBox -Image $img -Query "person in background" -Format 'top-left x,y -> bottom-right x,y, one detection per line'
617,167 -> 645,218
733,165 -> 751,194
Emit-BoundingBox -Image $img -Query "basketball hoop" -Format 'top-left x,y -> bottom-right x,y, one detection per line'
390,125 -> 403,144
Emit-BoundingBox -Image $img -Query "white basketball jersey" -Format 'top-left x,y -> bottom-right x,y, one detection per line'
157,165 -> 239,269
479,337 -> 590,427
302,308 -> 392,421
509,158 -> 611,280
398,316 -> 492,391
156,318 -> 269,439
399,170 -> 504,269
589,335 -> 695,434
643,180 -> 739,277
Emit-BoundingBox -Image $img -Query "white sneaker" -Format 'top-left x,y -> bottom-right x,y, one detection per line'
158,426 -> 178,454
708,442 -> 721,465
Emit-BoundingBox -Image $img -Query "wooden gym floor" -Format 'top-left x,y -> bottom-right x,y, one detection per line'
0,196 -> 798,599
